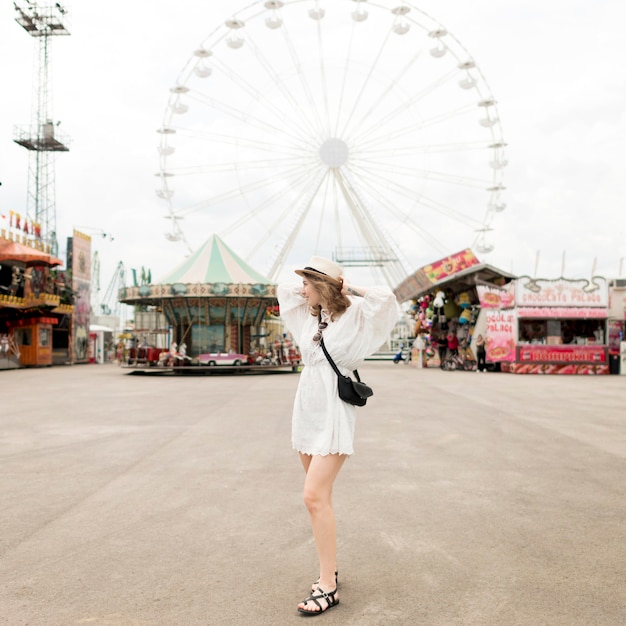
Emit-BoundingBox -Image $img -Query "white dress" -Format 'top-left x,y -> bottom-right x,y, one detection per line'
277,283 -> 398,456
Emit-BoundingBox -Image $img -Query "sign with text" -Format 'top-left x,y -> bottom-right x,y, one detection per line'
518,345 -> 606,363
485,309 -> 516,362
394,248 -> 480,302
422,248 -> 479,283
516,277 -> 608,308
516,307 -> 608,319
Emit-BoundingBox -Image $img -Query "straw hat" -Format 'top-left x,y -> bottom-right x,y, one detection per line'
294,256 -> 343,285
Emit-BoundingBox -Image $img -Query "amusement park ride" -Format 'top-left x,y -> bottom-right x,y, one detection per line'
155,0 -> 507,287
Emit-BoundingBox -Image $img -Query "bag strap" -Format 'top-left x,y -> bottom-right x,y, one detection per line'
319,334 -> 361,382
319,336 -> 342,377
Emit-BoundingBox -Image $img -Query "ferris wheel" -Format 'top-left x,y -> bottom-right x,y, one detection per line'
156,0 -> 506,286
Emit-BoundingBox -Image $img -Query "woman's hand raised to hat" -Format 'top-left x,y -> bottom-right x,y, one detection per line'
341,278 -> 364,298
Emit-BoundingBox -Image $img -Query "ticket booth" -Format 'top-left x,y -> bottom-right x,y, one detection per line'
7,317 -> 58,367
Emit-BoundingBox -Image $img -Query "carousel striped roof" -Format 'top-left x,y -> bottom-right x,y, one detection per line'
158,234 -> 273,285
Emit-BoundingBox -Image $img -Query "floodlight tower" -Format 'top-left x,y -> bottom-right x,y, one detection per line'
13,1 -> 70,256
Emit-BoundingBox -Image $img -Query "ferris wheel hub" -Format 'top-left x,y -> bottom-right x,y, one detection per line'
320,138 -> 349,168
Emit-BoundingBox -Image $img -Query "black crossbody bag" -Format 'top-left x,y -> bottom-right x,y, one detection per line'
319,337 -> 373,407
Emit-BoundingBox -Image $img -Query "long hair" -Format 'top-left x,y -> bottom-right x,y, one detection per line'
306,274 -> 351,320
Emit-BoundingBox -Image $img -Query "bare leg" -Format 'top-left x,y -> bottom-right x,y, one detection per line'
298,452 -> 347,613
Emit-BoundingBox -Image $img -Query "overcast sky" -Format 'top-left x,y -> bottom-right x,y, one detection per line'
2,0 -> 625,299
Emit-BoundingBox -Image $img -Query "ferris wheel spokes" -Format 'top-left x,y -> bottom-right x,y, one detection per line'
332,167 -> 410,287
266,167 -> 329,280
228,164 -> 326,252
188,90 -> 316,149
346,170 -> 451,256
347,161 -> 483,230
212,36 -> 324,142
277,20 -> 330,140
175,128 -> 310,158
352,101 -> 476,151
339,42 -> 430,142
175,159 -> 315,219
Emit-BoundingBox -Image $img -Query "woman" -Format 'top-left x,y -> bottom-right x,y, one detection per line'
436,333 -> 448,368
277,256 -> 397,616
475,333 -> 487,372
447,332 -> 459,357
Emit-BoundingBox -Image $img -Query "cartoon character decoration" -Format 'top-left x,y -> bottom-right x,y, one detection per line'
433,290 -> 445,310
457,292 -> 472,324
457,292 -> 471,309
429,290 -> 447,329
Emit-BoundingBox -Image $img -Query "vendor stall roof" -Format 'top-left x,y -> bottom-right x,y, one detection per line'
394,261 -> 516,303
89,324 -> 114,333
0,239 -> 63,267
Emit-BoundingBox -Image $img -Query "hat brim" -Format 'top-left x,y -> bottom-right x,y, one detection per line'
294,268 -> 342,285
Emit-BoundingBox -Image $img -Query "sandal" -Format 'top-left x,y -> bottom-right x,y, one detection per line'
297,586 -> 339,616
311,570 -> 338,593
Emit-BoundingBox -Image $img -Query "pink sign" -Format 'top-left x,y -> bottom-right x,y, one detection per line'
485,310 -> 516,362
518,345 -> 606,363
477,283 -> 515,309
516,307 -> 608,319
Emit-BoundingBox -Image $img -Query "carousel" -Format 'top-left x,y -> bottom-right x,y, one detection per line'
118,235 -> 294,367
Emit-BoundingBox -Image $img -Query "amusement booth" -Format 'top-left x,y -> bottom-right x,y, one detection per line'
394,249 -> 516,370
477,276 -> 610,374
6,316 -> 57,367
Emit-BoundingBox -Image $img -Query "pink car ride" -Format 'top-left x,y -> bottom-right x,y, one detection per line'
197,352 -> 248,366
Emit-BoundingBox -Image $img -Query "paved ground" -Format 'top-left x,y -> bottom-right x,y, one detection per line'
0,363 -> 625,626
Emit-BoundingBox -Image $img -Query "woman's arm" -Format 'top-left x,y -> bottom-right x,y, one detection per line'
277,283 -> 309,345
338,281 -> 399,361
341,279 -> 365,298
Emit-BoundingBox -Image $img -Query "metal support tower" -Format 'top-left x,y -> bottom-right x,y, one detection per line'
13,2 -> 70,256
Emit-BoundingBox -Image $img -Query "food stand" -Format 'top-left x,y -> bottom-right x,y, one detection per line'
478,277 -> 610,374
